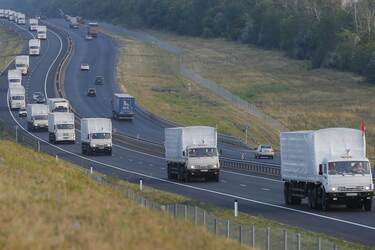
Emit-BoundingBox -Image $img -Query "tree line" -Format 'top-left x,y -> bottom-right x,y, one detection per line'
3,0 -> 375,82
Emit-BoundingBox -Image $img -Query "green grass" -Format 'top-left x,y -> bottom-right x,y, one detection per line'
0,140 -> 248,250
0,28 -> 22,71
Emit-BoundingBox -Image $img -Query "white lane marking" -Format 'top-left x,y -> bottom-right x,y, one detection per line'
240,184 -> 247,187
12,21 -> 373,232
221,169 -> 283,183
262,188 -> 271,191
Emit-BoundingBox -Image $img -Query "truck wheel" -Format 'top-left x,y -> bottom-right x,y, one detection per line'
167,166 -> 173,179
81,145 -> 86,155
364,200 -> 372,211
321,189 -> 330,211
107,149 -> 112,156
308,188 -> 314,208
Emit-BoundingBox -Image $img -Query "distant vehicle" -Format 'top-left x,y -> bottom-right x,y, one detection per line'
0,9 -> 4,18
87,22 -> 99,37
26,104 -> 49,131
8,85 -> 25,110
281,128 -> 374,211
80,63 -> 90,71
95,76 -> 104,85
29,18 -> 39,31
18,108 -> 27,117
29,39 -> 41,56
48,112 -> 75,144
87,88 -> 96,97
48,98 -> 70,112
33,92 -> 46,103
37,25 -> 47,40
8,69 -> 22,86
255,144 -> 274,159
81,118 -> 112,156
112,93 -> 136,120
85,35 -> 93,40
69,16 -> 79,29
16,13 -> 26,25
15,55 -> 30,75
165,126 -> 220,182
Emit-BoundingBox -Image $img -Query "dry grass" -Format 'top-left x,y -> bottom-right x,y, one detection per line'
147,31 -> 375,157
111,34 -> 279,147
0,140 -> 248,250
0,28 -> 22,71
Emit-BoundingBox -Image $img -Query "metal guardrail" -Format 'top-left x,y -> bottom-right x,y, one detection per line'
221,157 -> 281,177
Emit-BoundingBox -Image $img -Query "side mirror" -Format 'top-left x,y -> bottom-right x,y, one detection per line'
319,164 -> 323,175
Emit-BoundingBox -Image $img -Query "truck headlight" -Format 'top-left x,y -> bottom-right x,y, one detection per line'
213,165 -> 218,168
92,144 -> 96,147
331,187 -> 337,192
365,186 -> 371,191
190,165 -> 195,169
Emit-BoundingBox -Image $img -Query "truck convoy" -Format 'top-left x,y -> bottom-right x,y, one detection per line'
8,85 -> 25,110
281,128 -> 374,211
165,126 -> 220,182
48,98 -> 70,112
15,55 -> 30,75
29,18 -> 39,31
87,22 -> 99,37
81,118 -> 112,156
26,104 -> 49,131
8,69 -> 22,85
29,39 -> 41,56
37,25 -> 47,40
112,93 -> 136,120
48,112 -> 75,144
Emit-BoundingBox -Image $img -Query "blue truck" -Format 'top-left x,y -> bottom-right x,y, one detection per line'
112,93 -> 136,120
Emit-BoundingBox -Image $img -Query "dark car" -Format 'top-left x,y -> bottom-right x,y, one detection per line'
18,108 -> 27,117
33,92 -> 46,103
95,76 -> 104,85
87,88 -> 96,97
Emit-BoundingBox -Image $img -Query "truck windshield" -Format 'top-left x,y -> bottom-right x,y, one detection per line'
91,133 -> 111,139
12,96 -> 24,100
328,161 -> 371,175
188,148 -> 217,157
30,46 -> 39,49
16,64 -> 26,68
34,115 -> 47,120
54,106 -> 68,112
9,79 -> 20,83
56,124 -> 74,129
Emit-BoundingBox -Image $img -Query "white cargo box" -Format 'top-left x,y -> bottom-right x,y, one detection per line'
281,128 -> 366,182
48,112 -> 75,133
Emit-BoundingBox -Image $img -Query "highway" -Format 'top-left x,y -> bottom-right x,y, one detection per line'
0,18 -> 374,246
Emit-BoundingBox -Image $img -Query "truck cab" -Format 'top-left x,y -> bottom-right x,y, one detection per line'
37,26 -> 47,40
29,18 -> 39,31
185,145 -> 220,175
26,104 -> 49,131
8,69 -> 22,85
48,113 -> 75,143
8,85 -> 25,110
15,55 -> 30,75
81,118 -> 112,156
48,98 -> 70,112
29,39 -> 41,56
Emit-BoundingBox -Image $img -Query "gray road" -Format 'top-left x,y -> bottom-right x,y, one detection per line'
0,18 -> 375,246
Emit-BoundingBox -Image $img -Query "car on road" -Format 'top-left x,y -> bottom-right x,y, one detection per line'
18,108 -> 27,117
255,144 -> 274,159
85,35 -> 93,40
80,63 -> 90,71
33,92 -> 46,103
87,88 -> 96,97
95,76 -> 104,85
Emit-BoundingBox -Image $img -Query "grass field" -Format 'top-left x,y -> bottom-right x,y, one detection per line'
112,34 -> 279,147
0,27 -> 22,71
0,140 -> 249,249
147,31 -> 375,157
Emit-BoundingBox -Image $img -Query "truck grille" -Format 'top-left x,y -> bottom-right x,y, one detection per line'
338,186 -> 364,192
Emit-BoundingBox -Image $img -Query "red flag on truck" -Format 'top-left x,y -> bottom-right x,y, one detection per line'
360,120 -> 366,136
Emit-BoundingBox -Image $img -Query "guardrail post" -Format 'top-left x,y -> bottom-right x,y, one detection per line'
283,230 -> 288,250
55,155 -> 58,162
90,166 -> 93,174
15,126 -> 18,143
251,225 -> 255,248
226,220 -> 230,239
139,178 -> 143,191
214,218 -> 217,235
239,225 -> 243,245
297,233 -> 301,250
234,199 -> 238,217
194,206 -> 198,225
184,205 -> 187,221
203,210 -> 206,225
37,140 -> 40,152
317,238 -> 321,250
266,227 -> 270,250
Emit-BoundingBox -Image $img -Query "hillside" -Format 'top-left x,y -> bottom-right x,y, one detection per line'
0,26 -> 22,70
0,140 -> 247,250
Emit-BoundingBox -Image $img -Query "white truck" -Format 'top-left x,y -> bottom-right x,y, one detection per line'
37,25 -> 47,40
8,69 -> 22,86
15,55 -> 30,75
8,84 -> 25,110
26,104 -> 49,131
8,10 -> 15,21
29,18 -> 39,31
165,126 -> 220,182
81,118 -> 112,156
281,128 -> 374,211
17,13 -> 26,24
29,39 -> 41,56
0,9 -> 4,18
48,98 -> 70,113
48,112 -> 75,143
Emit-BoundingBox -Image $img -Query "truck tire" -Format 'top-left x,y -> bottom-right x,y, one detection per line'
49,133 -> 56,144
364,200 -> 372,211
321,189 -> 330,211
107,149 -> 112,156
308,188 -> 314,208
81,144 -> 86,155
167,166 -> 173,179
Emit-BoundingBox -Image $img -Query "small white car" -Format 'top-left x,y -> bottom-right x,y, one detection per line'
85,35 -> 93,40
255,145 -> 274,159
80,63 -> 90,71
18,108 -> 27,117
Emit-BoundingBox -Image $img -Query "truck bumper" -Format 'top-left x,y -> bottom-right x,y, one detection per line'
113,112 -> 135,120
327,192 -> 373,204
92,146 -> 112,153
187,169 -> 220,177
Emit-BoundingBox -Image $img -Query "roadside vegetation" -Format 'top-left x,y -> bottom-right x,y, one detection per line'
0,140 -> 247,250
0,27 -> 22,71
